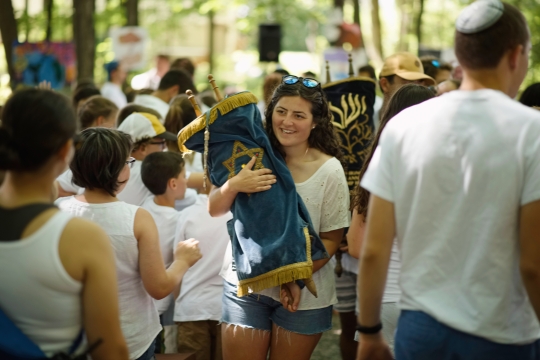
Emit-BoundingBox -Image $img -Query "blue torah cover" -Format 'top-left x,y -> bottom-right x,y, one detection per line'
178,91 -> 328,296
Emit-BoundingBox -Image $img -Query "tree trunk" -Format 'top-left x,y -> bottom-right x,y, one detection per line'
24,0 -> 30,41
125,0 -> 138,26
334,0 -> 345,11
397,0 -> 409,51
353,0 -> 360,26
0,0 -> 18,88
45,0 -> 54,41
415,0 -> 424,49
73,0 -> 96,81
371,0 -> 383,59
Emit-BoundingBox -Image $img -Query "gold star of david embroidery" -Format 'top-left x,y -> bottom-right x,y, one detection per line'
223,141 -> 265,179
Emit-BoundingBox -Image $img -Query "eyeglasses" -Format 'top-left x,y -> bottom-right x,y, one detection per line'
282,75 -> 320,89
126,157 -> 136,168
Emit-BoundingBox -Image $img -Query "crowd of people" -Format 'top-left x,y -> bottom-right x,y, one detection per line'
1,1 -> 540,360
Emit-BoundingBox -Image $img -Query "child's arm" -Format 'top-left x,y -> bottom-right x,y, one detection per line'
208,156 -> 276,217
135,208 -> 202,299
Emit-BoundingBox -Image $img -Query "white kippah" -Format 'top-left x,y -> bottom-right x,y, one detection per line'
456,0 -> 504,34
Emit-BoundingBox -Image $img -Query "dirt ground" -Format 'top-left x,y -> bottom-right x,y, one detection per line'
311,313 -> 342,359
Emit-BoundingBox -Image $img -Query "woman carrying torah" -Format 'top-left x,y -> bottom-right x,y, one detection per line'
207,76 -> 350,360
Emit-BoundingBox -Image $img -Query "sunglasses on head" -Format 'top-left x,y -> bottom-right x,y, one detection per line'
282,75 -> 320,89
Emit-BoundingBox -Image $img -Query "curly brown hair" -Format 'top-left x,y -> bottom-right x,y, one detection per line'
264,81 -> 343,163
350,83 -> 435,217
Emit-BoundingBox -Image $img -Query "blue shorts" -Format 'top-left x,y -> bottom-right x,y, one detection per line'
221,280 -> 333,335
395,310 -> 540,360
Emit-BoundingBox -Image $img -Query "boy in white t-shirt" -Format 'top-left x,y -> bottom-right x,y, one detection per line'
140,151 -> 190,353
356,2 -> 540,360
172,191 -> 231,360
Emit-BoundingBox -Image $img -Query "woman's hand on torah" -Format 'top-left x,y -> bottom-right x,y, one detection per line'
280,281 -> 301,312
229,156 -> 276,194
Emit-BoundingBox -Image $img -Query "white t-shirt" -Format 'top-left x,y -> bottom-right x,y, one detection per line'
361,89 -> 540,344
134,94 -> 169,120
56,169 -> 83,195
222,157 -> 351,310
141,196 -> 181,314
101,82 -> 127,109
117,160 -> 153,206
131,68 -> 161,91
184,152 -> 204,174
173,195 -> 232,322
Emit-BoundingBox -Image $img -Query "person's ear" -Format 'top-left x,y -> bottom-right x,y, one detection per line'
507,44 -> 524,71
139,143 -> 148,156
169,177 -> 177,190
379,78 -> 390,94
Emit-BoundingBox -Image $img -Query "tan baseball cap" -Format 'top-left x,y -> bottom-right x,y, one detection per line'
380,52 -> 436,86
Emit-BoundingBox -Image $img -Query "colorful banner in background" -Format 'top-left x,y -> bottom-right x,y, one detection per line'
12,41 -> 76,89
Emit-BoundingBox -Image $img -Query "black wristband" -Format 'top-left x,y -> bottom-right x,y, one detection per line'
295,280 -> 306,289
355,322 -> 383,334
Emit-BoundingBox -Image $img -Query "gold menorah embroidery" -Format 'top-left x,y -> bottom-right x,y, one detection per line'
329,94 -> 373,165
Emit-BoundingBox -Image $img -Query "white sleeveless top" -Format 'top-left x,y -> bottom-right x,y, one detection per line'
56,197 -> 161,359
0,211 -> 83,357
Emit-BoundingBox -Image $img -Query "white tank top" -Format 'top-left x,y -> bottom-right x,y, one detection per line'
56,197 -> 161,359
0,211 -> 83,357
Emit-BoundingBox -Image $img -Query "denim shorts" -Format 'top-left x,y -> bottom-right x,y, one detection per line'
395,310 -> 540,360
221,280 -> 333,335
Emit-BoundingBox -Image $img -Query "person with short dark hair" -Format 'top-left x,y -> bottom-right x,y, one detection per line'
57,127 -> 202,360
78,95 -> 119,130
302,71 -> 317,80
72,85 -> 101,110
101,61 -> 128,108
378,52 -> 435,123
359,64 -> 384,129
358,64 -> 376,81
116,112 -> 178,206
519,82 -> 540,108
134,69 -> 196,119
171,58 -> 196,79
0,89 -> 128,359
139,151 -> 191,353
117,104 -> 163,127
273,68 -> 290,76
356,2 -> 540,359
56,96 -> 120,198
140,151 -> 186,302
420,56 -> 453,84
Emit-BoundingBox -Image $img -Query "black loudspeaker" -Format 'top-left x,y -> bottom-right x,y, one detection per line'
259,24 -> 281,62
